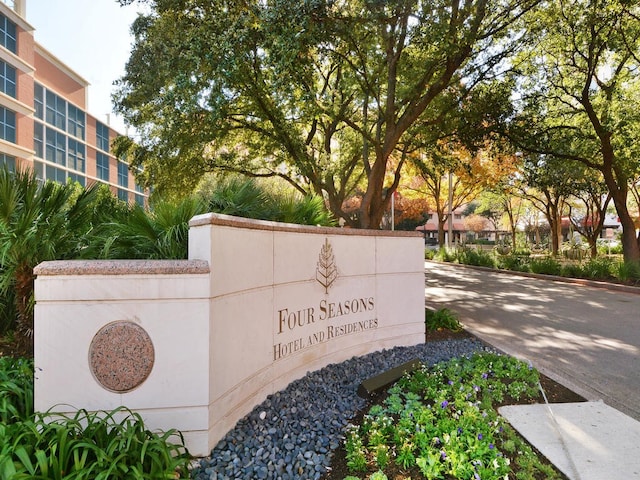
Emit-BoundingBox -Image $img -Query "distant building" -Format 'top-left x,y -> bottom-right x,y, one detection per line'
415,208 -> 468,244
0,0 -> 145,205
416,206 -> 508,245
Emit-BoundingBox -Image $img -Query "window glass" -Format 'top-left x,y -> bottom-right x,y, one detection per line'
34,122 -> 44,158
96,152 -> 109,181
0,60 -> 16,98
117,160 -> 128,187
68,138 -> 85,172
46,164 -> 66,184
68,172 -> 85,187
45,127 -> 66,166
117,188 -> 128,202
96,122 -> 109,152
34,84 -> 44,119
0,153 -> 15,172
33,161 -> 43,179
67,104 -> 85,140
45,91 -> 66,130
0,106 -> 16,143
0,14 -> 17,54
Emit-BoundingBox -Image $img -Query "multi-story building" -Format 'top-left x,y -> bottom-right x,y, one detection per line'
0,0 -> 145,205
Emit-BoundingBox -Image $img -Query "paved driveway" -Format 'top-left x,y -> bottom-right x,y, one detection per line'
424,261 -> 640,421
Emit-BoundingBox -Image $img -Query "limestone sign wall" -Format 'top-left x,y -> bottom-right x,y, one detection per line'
34,213 -> 425,456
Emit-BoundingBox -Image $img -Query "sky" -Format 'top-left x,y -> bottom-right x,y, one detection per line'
26,0 -> 146,134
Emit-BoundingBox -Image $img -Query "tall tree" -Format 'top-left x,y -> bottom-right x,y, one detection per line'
410,140 -> 512,244
115,0 -> 538,228
504,0 -> 640,261
518,154 -> 578,255
567,166 -> 612,258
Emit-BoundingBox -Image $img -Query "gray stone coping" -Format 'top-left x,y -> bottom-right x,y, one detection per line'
34,259 -> 210,276
189,212 -> 422,238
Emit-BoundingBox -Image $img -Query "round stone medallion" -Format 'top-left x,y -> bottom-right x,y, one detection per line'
89,321 -> 155,392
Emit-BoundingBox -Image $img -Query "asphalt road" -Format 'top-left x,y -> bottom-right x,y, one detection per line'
424,260 -> 640,422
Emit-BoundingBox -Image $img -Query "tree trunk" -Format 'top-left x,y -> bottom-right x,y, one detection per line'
545,203 -> 561,256
605,172 -> 640,262
615,201 -> 640,262
359,173 -> 390,229
506,208 -> 517,247
13,263 -> 35,357
438,217 -> 447,246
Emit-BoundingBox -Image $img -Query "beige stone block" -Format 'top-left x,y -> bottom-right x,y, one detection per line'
210,226 -> 274,296
210,289 -> 273,400
35,274 -> 209,302
376,236 -> 424,273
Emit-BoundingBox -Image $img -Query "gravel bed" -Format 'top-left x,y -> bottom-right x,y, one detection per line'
192,338 -> 491,480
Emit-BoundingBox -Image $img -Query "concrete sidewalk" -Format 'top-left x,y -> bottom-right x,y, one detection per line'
499,401 -> 640,479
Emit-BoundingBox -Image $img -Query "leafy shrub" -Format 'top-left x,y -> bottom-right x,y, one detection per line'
456,248 -> 495,268
529,256 -> 562,276
497,254 -> 530,272
581,258 -> 615,280
433,248 -> 457,263
425,308 -> 462,332
0,408 -> 191,479
561,263 -> 584,279
597,242 -> 623,255
424,248 -> 437,260
616,261 -> 640,284
0,288 -> 16,337
0,357 -> 33,424
0,359 -> 191,479
202,177 -> 335,226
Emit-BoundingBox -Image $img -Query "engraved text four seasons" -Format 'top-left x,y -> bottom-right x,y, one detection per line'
278,297 -> 375,334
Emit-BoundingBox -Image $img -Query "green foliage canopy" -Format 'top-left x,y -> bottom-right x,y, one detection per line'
502,0 -> 640,260
115,0 -> 538,228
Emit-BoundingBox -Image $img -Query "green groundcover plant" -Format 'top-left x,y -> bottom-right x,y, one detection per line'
0,357 -> 191,479
425,308 -> 463,333
343,352 -> 562,479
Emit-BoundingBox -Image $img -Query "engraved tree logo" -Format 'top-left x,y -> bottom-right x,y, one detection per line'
316,238 -> 338,293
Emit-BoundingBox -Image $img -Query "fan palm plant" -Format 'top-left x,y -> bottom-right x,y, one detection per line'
91,195 -> 206,260
0,167 -> 101,355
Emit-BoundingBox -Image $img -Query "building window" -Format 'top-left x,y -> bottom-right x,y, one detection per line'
96,122 -> 109,152
0,153 -> 15,171
67,104 -> 85,140
117,160 -> 128,188
34,122 -> 43,158
117,189 -> 128,202
68,139 -> 85,172
0,60 -> 16,98
135,182 -> 145,206
46,164 -> 67,184
96,152 -> 109,181
46,91 -> 66,130
0,106 -> 15,143
45,127 -> 66,166
68,172 -> 85,187
33,160 -> 43,179
34,84 -> 44,119
0,14 -> 16,54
